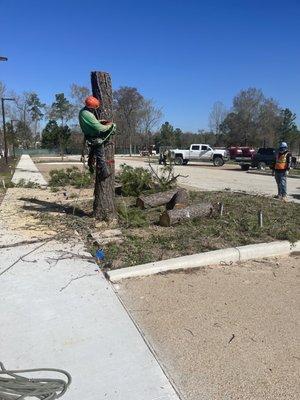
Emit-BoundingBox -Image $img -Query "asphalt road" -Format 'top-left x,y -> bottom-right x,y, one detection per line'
115,157 -> 300,202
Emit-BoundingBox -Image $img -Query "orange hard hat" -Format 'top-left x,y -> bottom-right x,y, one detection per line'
85,96 -> 101,109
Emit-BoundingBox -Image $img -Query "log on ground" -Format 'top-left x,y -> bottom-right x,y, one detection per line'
166,188 -> 189,210
159,203 -> 213,227
136,189 -> 178,209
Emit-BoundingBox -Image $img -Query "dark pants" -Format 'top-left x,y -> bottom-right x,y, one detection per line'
275,170 -> 287,197
88,144 -> 110,179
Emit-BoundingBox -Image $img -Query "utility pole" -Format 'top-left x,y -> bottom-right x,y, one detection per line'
90,71 -> 116,221
1,98 -> 15,164
11,119 -> 19,158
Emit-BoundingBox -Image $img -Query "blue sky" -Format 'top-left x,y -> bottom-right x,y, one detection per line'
0,0 -> 299,131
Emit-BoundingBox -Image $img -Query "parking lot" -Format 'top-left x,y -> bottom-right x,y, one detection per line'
115,157 -> 300,202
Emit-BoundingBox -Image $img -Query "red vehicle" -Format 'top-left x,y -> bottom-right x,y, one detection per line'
241,147 -> 256,157
228,146 -> 242,159
228,146 -> 256,159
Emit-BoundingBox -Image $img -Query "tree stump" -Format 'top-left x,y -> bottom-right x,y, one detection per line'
91,71 -> 116,221
159,203 -> 213,227
166,188 -> 189,210
136,189 -> 178,209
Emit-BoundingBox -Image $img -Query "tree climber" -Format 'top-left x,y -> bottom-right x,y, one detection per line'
79,96 -> 116,178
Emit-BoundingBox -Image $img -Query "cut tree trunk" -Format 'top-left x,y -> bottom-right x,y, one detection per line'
159,203 -> 213,227
166,188 -> 189,210
136,189 -> 178,209
91,71 -> 116,221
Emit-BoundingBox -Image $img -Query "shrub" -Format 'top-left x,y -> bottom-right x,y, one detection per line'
14,179 -> 40,188
49,167 -> 92,188
118,164 -> 154,196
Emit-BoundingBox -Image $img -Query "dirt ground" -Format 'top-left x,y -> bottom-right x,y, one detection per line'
0,186 -> 93,240
118,256 -> 300,400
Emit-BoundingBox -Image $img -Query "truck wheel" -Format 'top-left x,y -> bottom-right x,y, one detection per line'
213,156 -> 224,167
183,160 -> 189,165
175,156 -> 183,165
258,162 -> 266,170
241,164 -> 250,171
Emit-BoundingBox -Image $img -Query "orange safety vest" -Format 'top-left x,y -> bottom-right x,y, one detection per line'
275,152 -> 288,170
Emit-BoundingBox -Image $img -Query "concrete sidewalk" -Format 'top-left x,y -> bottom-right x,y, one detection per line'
12,154 -> 47,186
0,156 -> 179,400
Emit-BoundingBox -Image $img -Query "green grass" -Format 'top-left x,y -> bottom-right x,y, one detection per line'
34,190 -> 300,270
103,191 -> 300,269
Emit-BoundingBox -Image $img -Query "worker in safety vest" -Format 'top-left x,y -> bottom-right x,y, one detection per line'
271,142 -> 292,201
79,96 -> 116,177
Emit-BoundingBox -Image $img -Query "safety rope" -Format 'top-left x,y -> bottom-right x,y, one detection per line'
0,362 -> 71,400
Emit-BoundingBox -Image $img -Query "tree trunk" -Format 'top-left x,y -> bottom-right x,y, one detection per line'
166,188 -> 189,210
136,189 -> 178,209
91,71 -> 116,221
129,134 -> 132,157
159,203 -> 213,227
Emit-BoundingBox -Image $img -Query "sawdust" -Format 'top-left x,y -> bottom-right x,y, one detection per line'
0,187 -> 93,241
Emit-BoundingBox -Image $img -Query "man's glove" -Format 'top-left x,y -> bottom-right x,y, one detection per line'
100,120 -> 112,125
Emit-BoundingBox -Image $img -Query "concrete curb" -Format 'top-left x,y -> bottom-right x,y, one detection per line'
107,240 -> 300,282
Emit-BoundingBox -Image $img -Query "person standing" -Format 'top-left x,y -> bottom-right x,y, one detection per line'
271,142 -> 292,201
79,96 -> 116,177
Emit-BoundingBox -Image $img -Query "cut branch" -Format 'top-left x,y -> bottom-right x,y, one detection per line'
136,189 -> 178,209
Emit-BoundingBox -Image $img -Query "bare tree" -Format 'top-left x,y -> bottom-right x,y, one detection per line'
139,99 -> 163,147
13,92 -> 36,148
257,98 -> 281,146
70,83 -> 90,114
0,81 -> 5,103
208,101 -> 227,135
113,87 -> 144,155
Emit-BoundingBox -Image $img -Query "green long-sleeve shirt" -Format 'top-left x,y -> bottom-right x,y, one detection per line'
79,107 -> 114,142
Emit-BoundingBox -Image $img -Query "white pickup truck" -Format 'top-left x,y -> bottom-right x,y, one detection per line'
170,144 -> 228,166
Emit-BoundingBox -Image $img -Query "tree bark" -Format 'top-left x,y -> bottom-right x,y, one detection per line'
136,189 -> 178,209
91,71 -> 116,221
166,188 -> 189,210
159,203 -> 213,227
